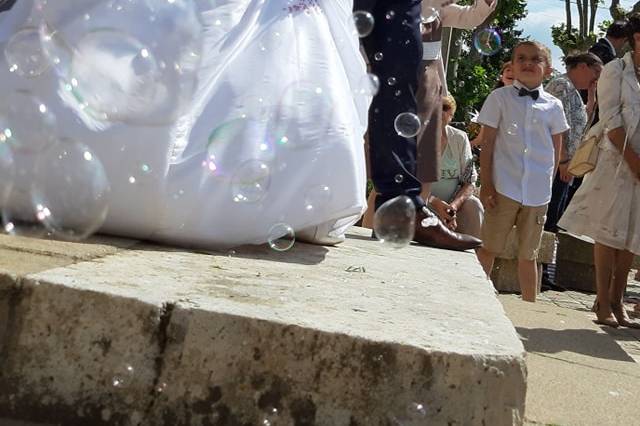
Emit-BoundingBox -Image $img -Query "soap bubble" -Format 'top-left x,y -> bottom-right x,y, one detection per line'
37,0 -> 203,126
356,73 -> 380,97
373,195 -> 416,249
394,113 -> 421,138
353,10 -> 375,38
394,174 -> 404,184
268,223 -> 295,252
506,122 -> 518,136
0,90 -> 57,152
407,402 -> 428,419
374,52 -> 384,61
422,7 -> 439,24
231,160 -> 270,203
30,138 -> 110,240
303,185 -> 331,211
5,27 -> 50,78
60,29 -> 162,123
473,28 -> 502,56
387,77 -> 397,86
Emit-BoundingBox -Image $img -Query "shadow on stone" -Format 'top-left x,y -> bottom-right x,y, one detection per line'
516,327 -> 637,363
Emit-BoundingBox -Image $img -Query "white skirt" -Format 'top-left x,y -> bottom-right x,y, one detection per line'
559,137 -> 640,255
0,0 -> 369,248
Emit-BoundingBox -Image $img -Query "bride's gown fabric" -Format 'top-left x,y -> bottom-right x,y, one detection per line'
0,0 -> 368,247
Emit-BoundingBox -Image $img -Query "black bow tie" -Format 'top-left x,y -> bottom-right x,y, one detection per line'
517,87 -> 539,101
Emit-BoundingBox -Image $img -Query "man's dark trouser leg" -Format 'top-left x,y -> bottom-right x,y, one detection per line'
545,172 -> 570,233
354,0 -> 424,210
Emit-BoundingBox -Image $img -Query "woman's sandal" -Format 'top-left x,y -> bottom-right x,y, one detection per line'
612,304 -> 640,329
592,301 -> 619,328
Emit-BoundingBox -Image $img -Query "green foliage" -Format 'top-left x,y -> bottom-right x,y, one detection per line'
550,23 -> 598,55
446,0 -> 528,124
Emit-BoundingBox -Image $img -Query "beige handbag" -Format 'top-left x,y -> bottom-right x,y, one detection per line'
569,58 -> 625,178
568,120 -> 603,177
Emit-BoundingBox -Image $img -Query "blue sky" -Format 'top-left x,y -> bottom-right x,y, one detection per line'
518,0 -> 636,71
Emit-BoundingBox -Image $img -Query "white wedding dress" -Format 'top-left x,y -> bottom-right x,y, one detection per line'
0,0 -> 368,248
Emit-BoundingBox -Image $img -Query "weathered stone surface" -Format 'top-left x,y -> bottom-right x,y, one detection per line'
0,228 -> 527,425
0,274 -> 164,425
0,234 -> 137,275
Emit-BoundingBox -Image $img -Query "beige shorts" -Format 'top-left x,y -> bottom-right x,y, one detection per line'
481,193 -> 548,260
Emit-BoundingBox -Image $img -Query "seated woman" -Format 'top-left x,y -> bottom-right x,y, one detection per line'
0,0 -> 368,248
364,95 -> 483,239
428,95 -> 483,238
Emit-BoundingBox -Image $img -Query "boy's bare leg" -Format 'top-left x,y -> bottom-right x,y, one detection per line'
477,248 -> 495,278
518,258 -> 538,302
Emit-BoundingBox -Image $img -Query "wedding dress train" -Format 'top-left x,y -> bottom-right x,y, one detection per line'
0,0 -> 368,248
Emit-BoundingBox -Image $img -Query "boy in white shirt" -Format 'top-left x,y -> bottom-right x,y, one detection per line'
477,41 -> 569,302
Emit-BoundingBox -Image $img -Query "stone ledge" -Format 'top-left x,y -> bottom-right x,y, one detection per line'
0,228 -> 527,425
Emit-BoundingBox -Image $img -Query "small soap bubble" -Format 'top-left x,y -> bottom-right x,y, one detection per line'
473,28 -> 502,56
394,174 -> 404,184
374,52 -> 384,61
356,73 -> 380,97
387,77 -> 397,86
407,402 -> 428,419
5,27 -> 50,78
353,10 -> 375,38
267,223 -> 295,252
303,185 -> 331,211
373,195 -> 416,249
385,10 -> 395,20
422,7 -> 439,24
394,113 -> 421,138
394,89 -> 402,97
506,122 -> 518,136
231,160 -> 270,203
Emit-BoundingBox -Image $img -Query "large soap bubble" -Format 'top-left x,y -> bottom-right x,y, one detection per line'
36,0 -> 203,126
31,138 -> 110,240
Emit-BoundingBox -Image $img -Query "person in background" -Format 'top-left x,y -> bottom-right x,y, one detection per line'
471,61 -> 514,148
559,14 -> 640,328
428,95 -> 483,238
476,40 -> 569,302
590,20 -> 628,65
544,53 -> 602,233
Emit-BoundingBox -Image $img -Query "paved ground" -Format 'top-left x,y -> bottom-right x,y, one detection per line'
500,276 -> 640,426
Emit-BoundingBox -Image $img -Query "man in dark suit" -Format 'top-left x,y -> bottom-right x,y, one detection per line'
354,0 -> 481,250
589,20 -> 628,65
0,0 -> 17,13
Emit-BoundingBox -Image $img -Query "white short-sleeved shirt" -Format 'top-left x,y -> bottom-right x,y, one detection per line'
478,80 -> 569,207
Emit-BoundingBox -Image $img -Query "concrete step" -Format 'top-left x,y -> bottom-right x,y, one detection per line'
556,232 -> 640,293
0,228 -> 527,425
491,228 -> 556,294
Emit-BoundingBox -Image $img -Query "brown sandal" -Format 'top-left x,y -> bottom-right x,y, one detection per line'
593,301 -> 619,328
612,304 -> 640,329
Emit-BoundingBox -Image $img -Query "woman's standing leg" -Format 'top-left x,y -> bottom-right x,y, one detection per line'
593,243 -> 618,326
610,249 -> 640,328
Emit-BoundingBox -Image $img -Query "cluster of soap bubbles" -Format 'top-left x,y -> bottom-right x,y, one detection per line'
0,0 -> 204,243
0,91 -> 110,240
